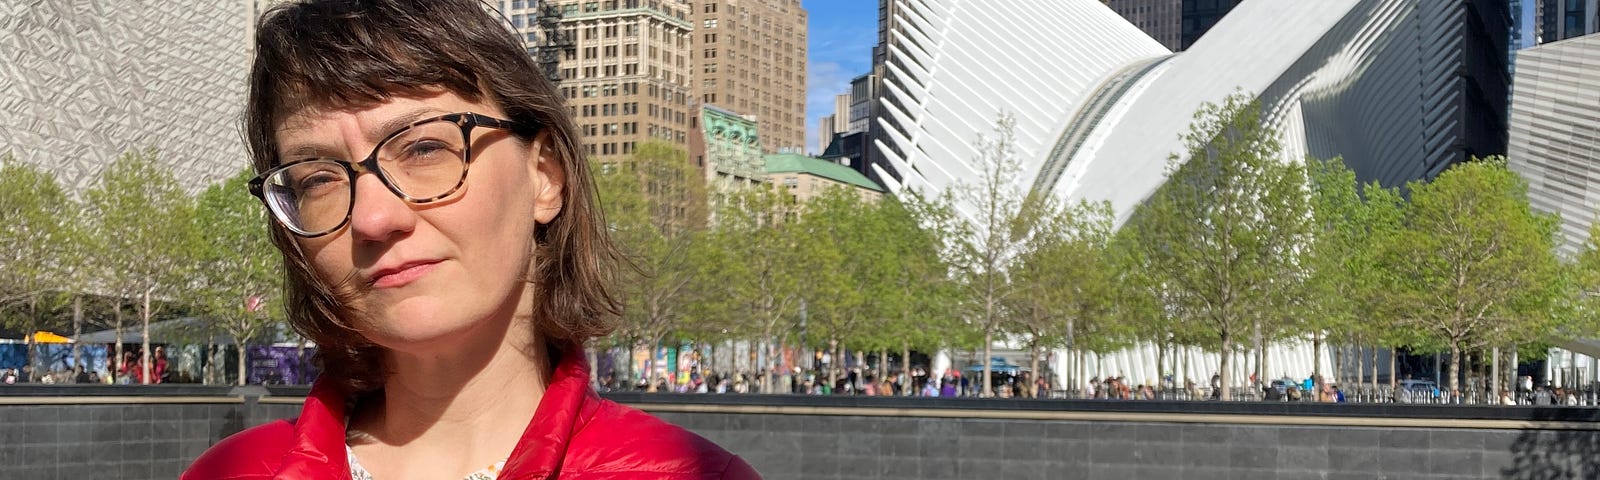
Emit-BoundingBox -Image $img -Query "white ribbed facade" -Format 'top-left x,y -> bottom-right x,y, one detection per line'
878,0 -> 1508,226
1506,34 -> 1600,258
876,0 -> 1510,383
869,0 -> 1169,209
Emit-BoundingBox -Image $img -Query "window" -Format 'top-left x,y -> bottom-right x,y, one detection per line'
704,48 -> 717,58
704,2 -> 717,13
703,63 -> 718,73
703,19 -> 718,28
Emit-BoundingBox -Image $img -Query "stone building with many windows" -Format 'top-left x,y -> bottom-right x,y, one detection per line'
690,0 -> 808,154
502,0 -> 696,160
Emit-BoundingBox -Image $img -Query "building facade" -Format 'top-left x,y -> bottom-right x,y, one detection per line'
1180,0 -> 1242,49
697,105 -> 766,195
1506,34 -> 1600,257
506,0 -> 696,161
1,0 -> 254,194
816,94 -> 849,154
1541,0 -> 1600,43
690,0 -> 808,154
1105,0 -> 1182,51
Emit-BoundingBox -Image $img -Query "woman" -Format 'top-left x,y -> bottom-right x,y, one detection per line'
182,1 -> 758,478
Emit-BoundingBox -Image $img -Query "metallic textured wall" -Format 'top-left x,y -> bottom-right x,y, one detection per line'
1507,34 -> 1600,258
0,1 -> 254,194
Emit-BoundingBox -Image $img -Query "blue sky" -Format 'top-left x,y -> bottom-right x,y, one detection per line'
803,0 -> 877,154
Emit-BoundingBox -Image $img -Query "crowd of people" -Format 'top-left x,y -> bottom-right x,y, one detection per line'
0,346 -> 169,385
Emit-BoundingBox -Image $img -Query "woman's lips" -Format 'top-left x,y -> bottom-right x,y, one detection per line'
369,261 -> 441,289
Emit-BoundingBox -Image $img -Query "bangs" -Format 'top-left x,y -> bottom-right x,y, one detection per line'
253,0 -> 498,128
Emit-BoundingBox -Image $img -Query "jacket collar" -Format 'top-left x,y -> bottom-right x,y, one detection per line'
286,345 -> 595,479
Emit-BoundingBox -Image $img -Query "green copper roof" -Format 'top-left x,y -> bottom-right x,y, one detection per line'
763,153 -> 884,192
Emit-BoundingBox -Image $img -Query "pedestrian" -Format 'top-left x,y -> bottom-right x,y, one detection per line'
183,1 -> 757,477
152,346 -> 169,384
74,365 -> 91,384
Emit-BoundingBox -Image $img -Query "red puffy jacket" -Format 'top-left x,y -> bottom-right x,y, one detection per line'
182,349 -> 760,479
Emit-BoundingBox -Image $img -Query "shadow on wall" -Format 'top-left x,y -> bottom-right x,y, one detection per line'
216,407 -> 246,442
1502,409 -> 1600,479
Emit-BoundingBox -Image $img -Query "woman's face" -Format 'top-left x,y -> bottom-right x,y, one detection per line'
273,90 -> 564,353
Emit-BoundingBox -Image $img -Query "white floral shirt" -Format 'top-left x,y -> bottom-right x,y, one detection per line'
346,445 -> 506,480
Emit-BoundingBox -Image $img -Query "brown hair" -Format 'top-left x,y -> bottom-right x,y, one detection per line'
246,0 -> 619,393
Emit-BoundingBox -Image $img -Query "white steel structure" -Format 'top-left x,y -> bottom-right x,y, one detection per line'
876,0 -> 1509,387
1507,34 -> 1600,258
878,0 -> 1508,225
870,0 -> 1169,201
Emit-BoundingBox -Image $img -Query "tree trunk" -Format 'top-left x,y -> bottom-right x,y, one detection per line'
1156,341 -> 1167,393
141,286 -> 153,385
113,301 -> 124,384
1354,345 -> 1364,387
1312,332 -> 1322,383
1370,347 -> 1379,394
1448,343 -> 1462,396
646,340 -> 660,393
1389,347 -> 1398,394
878,347 -> 889,394
1491,347 -> 1501,401
25,295 -> 37,380
72,296 -> 83,372
901,340 -> 912,397
237,339 -> 249,386
1510,346 -> 1520,396
828,337 -> 840,391
1331,344 -> 1342,387
982,329 -> 994,397
1252,320 -> 1263,389
1219,334 -> 1234,401
1029,343 -> 1041,398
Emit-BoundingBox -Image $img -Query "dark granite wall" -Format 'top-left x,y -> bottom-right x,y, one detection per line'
2,387 -> 1598,480
651,412 -> 1600,480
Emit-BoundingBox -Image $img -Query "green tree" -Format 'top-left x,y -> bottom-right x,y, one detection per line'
84,149 -> 199,384
1303,158 -> 1409,392
0,157 -> 77,371
1380,157 -> 1565,393
870,192 -> 963,394
1009,200 -> 1120,396
689,185 -> 803,393
794,185 -> 914,388
948,111 -> 1057,397
193,169 -> 283,385
1126,94 -> 1312,400
594,141 -> 708,392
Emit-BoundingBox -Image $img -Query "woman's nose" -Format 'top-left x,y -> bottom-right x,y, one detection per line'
346,172 -> 416,242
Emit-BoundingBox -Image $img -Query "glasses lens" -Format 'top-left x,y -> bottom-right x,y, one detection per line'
262,160 -> 352,235
376,120 -> 469,201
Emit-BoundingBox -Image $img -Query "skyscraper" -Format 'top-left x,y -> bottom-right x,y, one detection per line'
504,0 -> 696,160
1180,0 -> 1242,49
1540,0 -> 1599,43
690,0 -> 808,155
1105,0 -> 1182,51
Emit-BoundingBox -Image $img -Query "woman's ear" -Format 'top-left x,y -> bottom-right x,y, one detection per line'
529,130 -> 565,224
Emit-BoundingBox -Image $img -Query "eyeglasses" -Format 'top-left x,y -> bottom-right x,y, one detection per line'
248,112 -> 526,238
